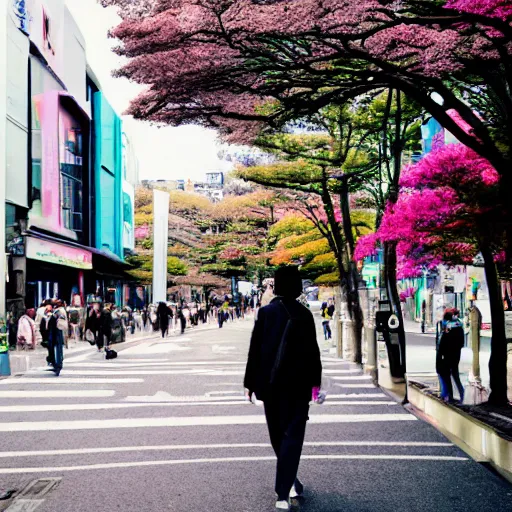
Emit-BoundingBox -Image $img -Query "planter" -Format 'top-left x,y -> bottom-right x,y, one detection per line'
407,378 -> 512,482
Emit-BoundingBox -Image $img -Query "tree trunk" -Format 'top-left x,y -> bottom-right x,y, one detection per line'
481,245 -> 509,405
339,180 -> 363,364
383,241 -> 406,379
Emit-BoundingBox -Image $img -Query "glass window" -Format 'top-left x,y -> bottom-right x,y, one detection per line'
59,107 -> 83,234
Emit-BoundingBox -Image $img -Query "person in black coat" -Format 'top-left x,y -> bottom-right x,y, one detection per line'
157,302 -> 170,338
244,266 -> 322,511
436,309 -> 465,403
99,304 -> 112,351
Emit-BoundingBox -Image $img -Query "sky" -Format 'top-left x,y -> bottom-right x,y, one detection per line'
66,0 -> 232,182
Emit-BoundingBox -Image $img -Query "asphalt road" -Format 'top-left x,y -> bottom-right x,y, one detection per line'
0,316 -> 511,512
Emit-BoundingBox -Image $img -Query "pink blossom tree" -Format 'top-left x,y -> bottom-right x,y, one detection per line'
101,0 -> 512,402
356,143 -> 507,403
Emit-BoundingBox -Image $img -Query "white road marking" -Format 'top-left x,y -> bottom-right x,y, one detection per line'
323,369 -> 363,374
120,344 -> 192,355
330,375 -> 373,380
212,345 -> 236,353
64,361 -> 246,368
0,400 -> 398,413
206,391 -> 244,396
35,369 -> 218,376
0,414 -> 416,432
322,401 -> 397,406
0,378 -> 143,385
334,384 -> 376,389
33,369 -> 359,376
0,401 -> 251,412
0,441 -> 453,458
125,391 -> 244,402
0,390 -> 115,398
327,394 -> 388,399
5,499 -> 45,511
0,454 -> 468,474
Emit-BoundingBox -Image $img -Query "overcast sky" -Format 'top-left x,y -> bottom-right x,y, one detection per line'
66,0 -> 232,181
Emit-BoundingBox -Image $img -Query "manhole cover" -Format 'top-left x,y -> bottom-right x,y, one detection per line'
17,478 -> 61,499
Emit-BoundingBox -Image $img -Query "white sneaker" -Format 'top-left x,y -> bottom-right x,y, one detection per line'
275,500 -> 290,510
290,483 -> 304,499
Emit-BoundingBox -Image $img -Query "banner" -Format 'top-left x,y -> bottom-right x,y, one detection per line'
152,189 -> 169,303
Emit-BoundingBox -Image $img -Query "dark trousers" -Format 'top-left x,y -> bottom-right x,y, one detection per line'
264,395 -> 310,500
439,357 -> 464,402
322,321 -> 331,340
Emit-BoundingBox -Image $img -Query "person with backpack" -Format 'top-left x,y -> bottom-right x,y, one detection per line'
436,308 -> 465,403
48,300 -> 67,376
244,266 -> 322,511
320,300 -> 334,340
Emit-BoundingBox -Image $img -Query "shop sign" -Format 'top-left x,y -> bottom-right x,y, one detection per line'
27,238 -> 92,270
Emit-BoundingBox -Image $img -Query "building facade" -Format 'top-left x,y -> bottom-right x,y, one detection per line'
2,0 -> 138,316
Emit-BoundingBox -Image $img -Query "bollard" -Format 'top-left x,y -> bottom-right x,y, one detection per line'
0,333 -> 10,377
336,318 -> 343,358
365,323 -> 378,382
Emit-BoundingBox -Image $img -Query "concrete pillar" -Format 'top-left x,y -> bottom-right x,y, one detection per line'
0,0 -> 7,318
336,318 -> 343,359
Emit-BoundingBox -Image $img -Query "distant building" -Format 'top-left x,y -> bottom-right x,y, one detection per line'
142,179 -> 179,191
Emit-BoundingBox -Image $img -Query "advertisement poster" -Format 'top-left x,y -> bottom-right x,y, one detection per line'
122,181 -> 135,251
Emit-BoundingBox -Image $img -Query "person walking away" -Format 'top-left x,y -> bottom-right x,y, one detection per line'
17,309 -> 37,350
178,308 -> 186,334
99,304 -> 113,352
244,266 -> 322,511
320,302 -> 333,340
157,302 -> 170,338
436,309 -> 465,403
48,300 -> 67,376
219,300 -> 229,328
85,303 -> 101,347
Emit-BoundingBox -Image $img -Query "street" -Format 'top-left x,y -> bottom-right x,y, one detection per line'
0,317 -> 511,512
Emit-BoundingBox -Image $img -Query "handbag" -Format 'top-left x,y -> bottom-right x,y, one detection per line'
85,329 -> 96,345
57,318 -> 68,331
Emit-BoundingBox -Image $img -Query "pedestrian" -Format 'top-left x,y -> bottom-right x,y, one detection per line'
436,309 -> 465,403
17,309 -> 37,350
178,307 -> 186,334
320,302 -> 333,340
157,302 -> 170,338
142,306 -> 148,331
244,266 -> 322,511
39,303 -> 53,362
99,303 -> 113,352
48,300 -> 67,376
85,302 -> 101,347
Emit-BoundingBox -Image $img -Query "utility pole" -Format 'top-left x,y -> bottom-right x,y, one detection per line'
0,0 -> 8,318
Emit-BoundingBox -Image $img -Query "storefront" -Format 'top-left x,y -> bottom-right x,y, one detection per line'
25,235 -> 92,308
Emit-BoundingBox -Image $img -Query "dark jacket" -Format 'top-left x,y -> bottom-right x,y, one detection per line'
157,303 -> 170,328
436,320 -> 464,373
244,297 -> 322,401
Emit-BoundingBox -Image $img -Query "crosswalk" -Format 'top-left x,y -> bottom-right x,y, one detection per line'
0,331 -> 473,511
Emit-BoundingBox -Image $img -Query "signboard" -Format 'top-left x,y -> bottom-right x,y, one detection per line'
26,237 -> 92,269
